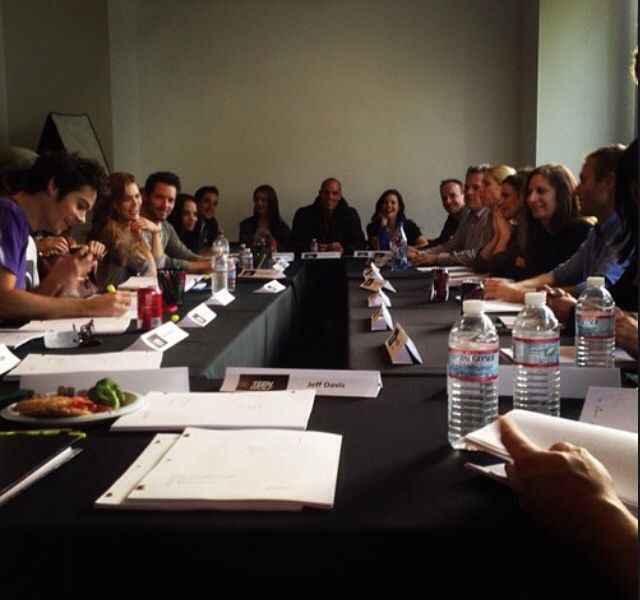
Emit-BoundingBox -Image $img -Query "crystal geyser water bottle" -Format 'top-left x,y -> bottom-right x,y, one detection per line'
447,300 -> 499,449
575,276 -> 616,367
512,291 -> 560,415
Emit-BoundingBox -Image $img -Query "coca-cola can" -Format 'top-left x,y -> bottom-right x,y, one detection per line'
430,268 -> 449,302
137,287 -> 163,331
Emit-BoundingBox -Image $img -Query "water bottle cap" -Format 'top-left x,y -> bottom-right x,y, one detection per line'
586,276 -> 605,288
462,299 -> 484,314
524,291 -> 546,306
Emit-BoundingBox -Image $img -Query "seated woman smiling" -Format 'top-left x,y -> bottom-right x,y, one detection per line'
366,189 -> 427,250
88,172 -> 163,289
239,185 -> 291,251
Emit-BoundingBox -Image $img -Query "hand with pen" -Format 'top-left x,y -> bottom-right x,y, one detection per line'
499,417 -> 638,600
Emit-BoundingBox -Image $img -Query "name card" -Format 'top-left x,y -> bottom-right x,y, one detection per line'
128,321 -> 189,352
354,250 -> 392,260
220,367 -> 382,398
363,263 -> 384,280
368,290 -> 391,307
273,252 -> 294,262
301,251 -> 342,260
178,303 -> 216,328
371,304 -> 393,331
206,289 -> 236,306
498,364 -> 620,399
254,280 -> 286,294
360,277 -> 384,293
0,344 -> 20,376
385,323 -> 423,365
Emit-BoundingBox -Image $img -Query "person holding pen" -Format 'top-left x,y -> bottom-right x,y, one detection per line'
0,152 -> 131,321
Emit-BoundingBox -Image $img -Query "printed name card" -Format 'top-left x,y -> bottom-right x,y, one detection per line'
178,303 -> 216,328
367,290 -> 391,308
220,367 -> 383,398
128,321 -> 189,352
273,252 -> 294,262
0,344 -> 20,376
301,251 -> 342,260
360,277 -> 384,293
363,263 -> 384,280
371,304 -> 393,331
254,280 -> 286,294
206,289 -> 236,306
354,250 -> 392,261
384,324 -> 423,365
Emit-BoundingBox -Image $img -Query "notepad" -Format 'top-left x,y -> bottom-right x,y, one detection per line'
96,427 -> 342,511
464,409 -> 638,510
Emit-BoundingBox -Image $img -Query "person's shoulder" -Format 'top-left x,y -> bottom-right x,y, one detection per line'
0,197 -> 27,226
239,215 -> 254,227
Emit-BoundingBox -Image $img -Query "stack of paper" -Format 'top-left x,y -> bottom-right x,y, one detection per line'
464,409 -> 638,510
110,389 -> 316,431
96,427 -> 342,511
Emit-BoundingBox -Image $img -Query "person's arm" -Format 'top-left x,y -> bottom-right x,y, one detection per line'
0,268 -> 131,320
615,311 -> 638,358
483,271 -> 555,302
34,247 -> 98,297
131,217 -> 163,259
500,417 -> 638,600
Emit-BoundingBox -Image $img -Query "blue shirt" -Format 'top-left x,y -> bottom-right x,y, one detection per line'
552,211 -> 631,294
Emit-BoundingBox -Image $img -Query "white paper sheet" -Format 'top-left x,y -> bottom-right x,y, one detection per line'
7,351 -> 162,378
115,427 -> 343,510
178,303 -> 216,328
0,344 -> 20,376
0,331 -> 44,348
111,389 -> 316,431
220,367 -> 382,398
20,316 -> 132,334
464,409 -> 638,509
20,367 -> 190,395
481,300 -> 525,313
580,387 -> 638,433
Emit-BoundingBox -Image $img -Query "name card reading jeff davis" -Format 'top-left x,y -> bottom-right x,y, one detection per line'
220,367 -> 382,398
385,323 -> 423,365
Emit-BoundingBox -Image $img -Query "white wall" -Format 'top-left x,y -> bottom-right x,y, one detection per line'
537,0 -> 638,176
2,0 -> 113,162
133,0 -> 524,239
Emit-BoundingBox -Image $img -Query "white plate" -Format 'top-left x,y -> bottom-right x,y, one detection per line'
0,392 -> 145,426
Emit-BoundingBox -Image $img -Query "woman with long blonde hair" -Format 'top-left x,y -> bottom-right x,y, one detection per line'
88,172 -> 162,289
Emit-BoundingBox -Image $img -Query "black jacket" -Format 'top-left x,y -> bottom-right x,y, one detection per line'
290,197 -> 365,255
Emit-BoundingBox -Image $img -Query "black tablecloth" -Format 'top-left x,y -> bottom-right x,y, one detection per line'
0,376 -> 610,599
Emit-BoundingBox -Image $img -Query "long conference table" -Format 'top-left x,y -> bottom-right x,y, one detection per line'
0,258 -> 624,599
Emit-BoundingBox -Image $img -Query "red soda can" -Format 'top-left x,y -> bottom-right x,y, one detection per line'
137,287 -> 163,331
430,268 -> 449,302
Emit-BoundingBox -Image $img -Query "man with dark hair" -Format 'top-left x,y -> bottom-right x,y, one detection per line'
485,144 -> 629,305
195,185 -> 221,248
0,152 -> 131,320
141,172 -> 211,273
409,165 -> 492,266
290,177 -> 366,255
426,178 -> 467,247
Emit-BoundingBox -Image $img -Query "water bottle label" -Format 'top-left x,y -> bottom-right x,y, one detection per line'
513,336 -> 559,367
448,347 -> 499,381
576,312 -> 614,339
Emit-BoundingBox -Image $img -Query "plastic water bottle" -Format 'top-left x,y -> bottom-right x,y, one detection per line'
512,292 -> 560,415
211,253 -> 228,294
310,238 -> 319,253
390,222 -> 408,270
378,224 -> 390,251
212,232 -> 230,258
575,276 -> 615,367
226,257 -> 237,292
447,300 -> 499,449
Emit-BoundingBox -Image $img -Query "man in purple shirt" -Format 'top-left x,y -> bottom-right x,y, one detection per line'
0,152 -> 131,321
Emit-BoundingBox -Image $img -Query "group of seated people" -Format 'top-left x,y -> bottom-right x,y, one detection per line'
0,145 -> 637,598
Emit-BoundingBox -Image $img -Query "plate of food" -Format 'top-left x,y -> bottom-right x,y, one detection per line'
1,377 -> 145,425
